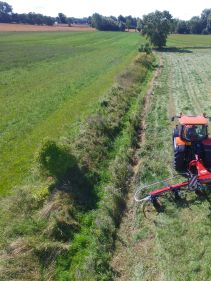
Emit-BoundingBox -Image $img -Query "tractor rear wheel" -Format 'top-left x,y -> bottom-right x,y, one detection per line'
173,128 -> 179,138
174,148 -> 186,173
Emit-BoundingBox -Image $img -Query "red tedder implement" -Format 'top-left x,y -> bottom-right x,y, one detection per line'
135,114 -> 211,209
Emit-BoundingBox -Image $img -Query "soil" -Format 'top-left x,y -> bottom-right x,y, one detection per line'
0,23 -> 95,32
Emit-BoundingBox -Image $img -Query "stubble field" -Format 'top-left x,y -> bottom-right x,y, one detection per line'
112,35 -> 211,281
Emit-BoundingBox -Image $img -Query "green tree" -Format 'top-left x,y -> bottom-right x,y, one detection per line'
176,20 -> 190,34
58,12 -> 67,24
67,17 -> 73,26
207,13 -> 211,33
91,13 -> 103,29
0,1 -> 12,22
142,10 -> 173,48
136,18 -> 143,32
118,15 -> 126,23
126,18 -> 132,30
118,20 -> 126,31
189,16 -> 203,34
0,1 -> 12,14
91,13 -> 120,31
170,18 -> 179,33
201,9 -> 211,30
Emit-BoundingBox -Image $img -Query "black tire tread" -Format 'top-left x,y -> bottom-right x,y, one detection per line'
174,149 -> 186,173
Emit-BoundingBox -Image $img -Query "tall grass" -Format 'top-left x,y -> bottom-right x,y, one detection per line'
56,58 -> 155,280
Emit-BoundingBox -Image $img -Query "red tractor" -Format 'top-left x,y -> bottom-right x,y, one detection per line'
135,114 -> 211,207
172,114 -> 211,173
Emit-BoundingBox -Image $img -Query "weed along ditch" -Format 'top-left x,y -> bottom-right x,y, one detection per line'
49,53 -> 155,280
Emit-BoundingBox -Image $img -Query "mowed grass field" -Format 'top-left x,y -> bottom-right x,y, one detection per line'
135,47 -> 211,281
111,35 -> 211,281
0,31 -> 143,195
167,34 -> 211,48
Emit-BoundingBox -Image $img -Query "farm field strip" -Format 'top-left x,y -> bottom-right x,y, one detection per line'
0,32 -> 136,71
112,47 -> 211,281
0,31 -> 144,194
0,23 -> 94,32
167,34 -> 211,48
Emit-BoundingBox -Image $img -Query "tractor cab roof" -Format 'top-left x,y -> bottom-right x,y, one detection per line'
179,115 -> 208,125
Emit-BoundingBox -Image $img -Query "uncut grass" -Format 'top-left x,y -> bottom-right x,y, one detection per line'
56,56 -> 156,281
132,50 -> 211,281
0,31 -> 146,194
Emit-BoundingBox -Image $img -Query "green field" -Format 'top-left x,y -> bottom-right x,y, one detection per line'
167,34 -> 211,47
0,31 -> 143,194
2,31 -> 211,280
0,31 -> 153,280
112,36 -> 211,281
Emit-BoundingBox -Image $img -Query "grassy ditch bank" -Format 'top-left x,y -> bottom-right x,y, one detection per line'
0,53 -> 155,280
56,55 -> 155,281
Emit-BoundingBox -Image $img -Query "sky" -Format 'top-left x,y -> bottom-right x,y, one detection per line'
7,0 -> 211,20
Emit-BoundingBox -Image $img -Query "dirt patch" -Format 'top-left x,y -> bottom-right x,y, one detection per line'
111,54 -> 163,280
0,23 -> 95,32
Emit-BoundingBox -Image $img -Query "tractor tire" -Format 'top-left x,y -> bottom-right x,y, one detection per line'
172,128 -> 179,148
173,128 -> 179,138
173,148 -> 186,173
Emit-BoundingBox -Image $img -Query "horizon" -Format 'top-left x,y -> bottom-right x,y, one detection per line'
6,0 -> 211,21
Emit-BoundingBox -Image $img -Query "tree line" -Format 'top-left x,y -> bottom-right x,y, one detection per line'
0,2 -> 89,26
0,1 -> 138,30
1,0 -> 211,36
173,9 -> 211,34
91,9 -> 211,34
91,13 -> 138,31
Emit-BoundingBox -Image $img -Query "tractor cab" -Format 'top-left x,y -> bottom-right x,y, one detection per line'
178,115 -> 208,142
181,124 -> 207,142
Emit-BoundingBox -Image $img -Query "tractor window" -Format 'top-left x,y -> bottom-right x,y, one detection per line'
195,125 -> 207,138
182,125 -> 207,141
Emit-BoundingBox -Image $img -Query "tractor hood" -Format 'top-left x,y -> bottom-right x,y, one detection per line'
179,115 -> 208,125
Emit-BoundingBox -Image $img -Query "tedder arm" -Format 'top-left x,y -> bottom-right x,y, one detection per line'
135,155 -> 211,206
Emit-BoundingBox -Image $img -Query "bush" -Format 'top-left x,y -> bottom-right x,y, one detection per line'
135,53 -> 155,70
91,13 -> 122,31
138,43 -> 152,54
202,28 -> 209,34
